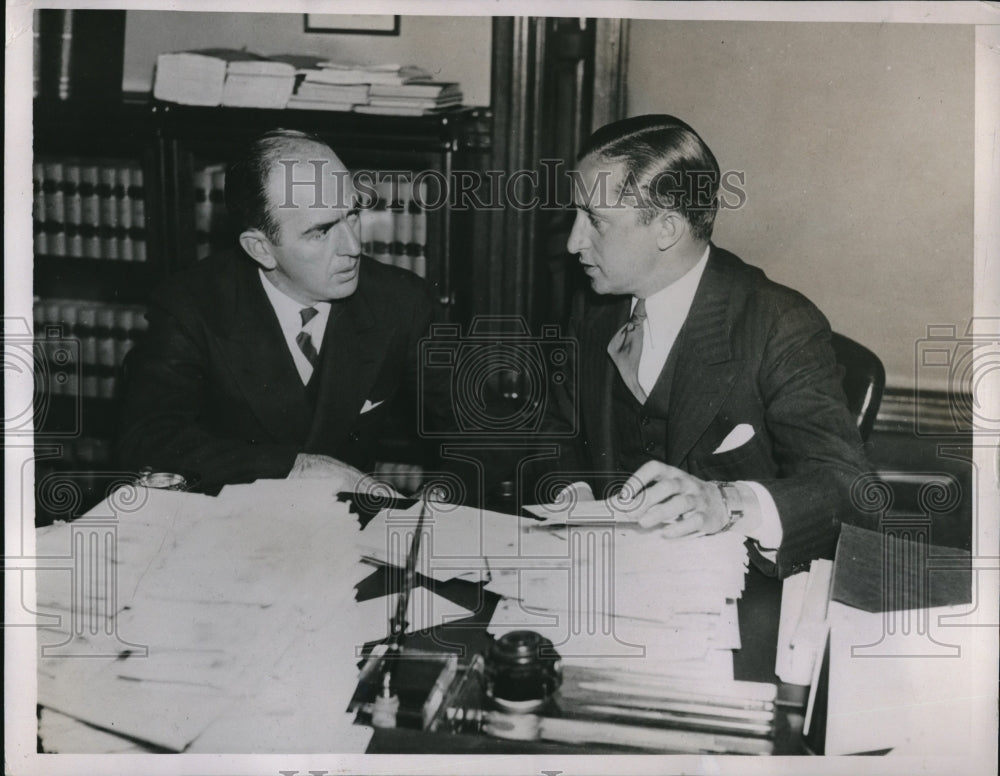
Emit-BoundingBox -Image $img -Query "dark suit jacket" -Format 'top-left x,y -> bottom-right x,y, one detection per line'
541,245 -> 870,578
117,250 -> 443,491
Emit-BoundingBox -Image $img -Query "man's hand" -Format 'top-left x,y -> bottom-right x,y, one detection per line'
287,454 -> 367,491
614,461 -> 729,537
552,481 -> 596,506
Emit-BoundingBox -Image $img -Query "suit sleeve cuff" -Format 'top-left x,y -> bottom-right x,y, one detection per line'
735,480 -> 783,560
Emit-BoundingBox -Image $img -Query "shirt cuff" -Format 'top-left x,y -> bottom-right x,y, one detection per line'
736,480 -> 783,561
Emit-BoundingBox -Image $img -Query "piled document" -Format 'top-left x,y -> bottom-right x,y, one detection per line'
288,82 -> 370,112
357,81 -> 464,116
305,62 -> 433,85
153,49 -> 296,108
356,498 -> 750,680
35,481 -> 380,753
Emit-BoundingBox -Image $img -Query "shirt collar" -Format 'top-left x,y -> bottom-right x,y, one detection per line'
634,244 -> 711,319
258,269 -> 331,325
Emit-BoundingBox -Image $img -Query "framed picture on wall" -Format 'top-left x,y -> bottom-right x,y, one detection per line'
304,14 -> 400,35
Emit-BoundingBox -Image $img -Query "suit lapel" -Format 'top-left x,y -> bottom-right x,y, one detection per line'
305,270 -> 393,448
664,247 -> 739,466
582,297 -> 630,467
222,261 -> 312,443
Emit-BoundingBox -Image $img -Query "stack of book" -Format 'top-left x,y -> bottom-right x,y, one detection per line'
286,62 -> 436,112
153,49 -> 296,108
287,82 -> 370,112
33,298 -> 148,401
151,52 -> 463,114
357,82 -> 464,117
33,156 -> 147,262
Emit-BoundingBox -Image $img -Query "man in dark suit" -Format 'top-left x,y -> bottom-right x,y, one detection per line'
118,129 -> 445,492
541,115 -> 869,578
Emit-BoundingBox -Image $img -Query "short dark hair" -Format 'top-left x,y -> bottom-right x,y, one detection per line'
224,128 -> 328,243
578,115 -> 720,241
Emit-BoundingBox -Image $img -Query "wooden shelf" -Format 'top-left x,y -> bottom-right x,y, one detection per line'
34,256 -> 159,305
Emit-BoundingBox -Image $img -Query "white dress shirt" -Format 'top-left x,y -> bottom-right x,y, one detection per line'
259,269 -> 331,384
632,247 -> 782,551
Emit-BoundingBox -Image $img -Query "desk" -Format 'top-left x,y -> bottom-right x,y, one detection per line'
363,566 -> 808,754
34,484 -> 806,755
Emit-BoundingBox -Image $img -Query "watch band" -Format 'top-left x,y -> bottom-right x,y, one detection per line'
710,480 -> 744,534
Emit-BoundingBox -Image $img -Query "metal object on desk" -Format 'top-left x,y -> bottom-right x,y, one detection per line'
134,467 -> 190,491
482,630 -> 562,741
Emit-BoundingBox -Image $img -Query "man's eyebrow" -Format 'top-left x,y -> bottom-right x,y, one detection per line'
301,207 -> 361,236
301,217 -> 341,236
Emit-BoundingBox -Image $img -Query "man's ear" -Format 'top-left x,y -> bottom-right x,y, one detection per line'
654,211 -> 684,251
239,229 -> 277,270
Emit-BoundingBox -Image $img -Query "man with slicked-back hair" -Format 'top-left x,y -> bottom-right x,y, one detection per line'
540,115 -> 869,578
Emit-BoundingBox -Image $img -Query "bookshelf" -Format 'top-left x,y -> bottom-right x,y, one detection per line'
161,103 -> 491,303
32,96 -> 492,523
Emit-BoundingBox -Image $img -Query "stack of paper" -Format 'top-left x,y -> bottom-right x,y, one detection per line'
153,49 -> 296,108
357,81 -> 464,116
353,498 -> 750,681
35,481 -> 376,753
287,82 -> 370,112
308,63 -> 432,85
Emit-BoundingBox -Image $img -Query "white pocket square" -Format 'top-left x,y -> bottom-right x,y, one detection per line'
360,399 -> 385,414
713,423 -> 755,454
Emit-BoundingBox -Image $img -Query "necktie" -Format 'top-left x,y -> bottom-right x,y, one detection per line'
296,306 -> 320,368
608,298 -> 647,404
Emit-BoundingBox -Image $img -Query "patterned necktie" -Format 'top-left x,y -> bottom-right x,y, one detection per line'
295,306 -> 320,368
608,298 -> 647,404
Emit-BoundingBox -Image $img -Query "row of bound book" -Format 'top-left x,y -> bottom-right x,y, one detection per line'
192,161 -> 430,278
360,179 -> 430,278
34,298 -> 148,401
34,158 -> 148,262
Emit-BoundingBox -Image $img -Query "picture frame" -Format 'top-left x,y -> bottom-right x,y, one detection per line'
303,14 -> 400,35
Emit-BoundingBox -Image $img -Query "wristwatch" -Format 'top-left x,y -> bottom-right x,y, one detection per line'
710,481 -> 744,534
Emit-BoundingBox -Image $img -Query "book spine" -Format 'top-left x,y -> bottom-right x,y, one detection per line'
33,162 -> 48,256
113,308 -> 135,369
116,165 -> 134,261
130,166 -> 147,262
77,305 -> 99,399
95,307 -> 117,399
41,300 -> 79,397
79,163 -> 102,259
42,160 -> 66,257
97,164 -> 119,260
57,10 -> 74,100
33,11 -> 41,99
64,161 -> 84,258
38,301 -> 60,395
